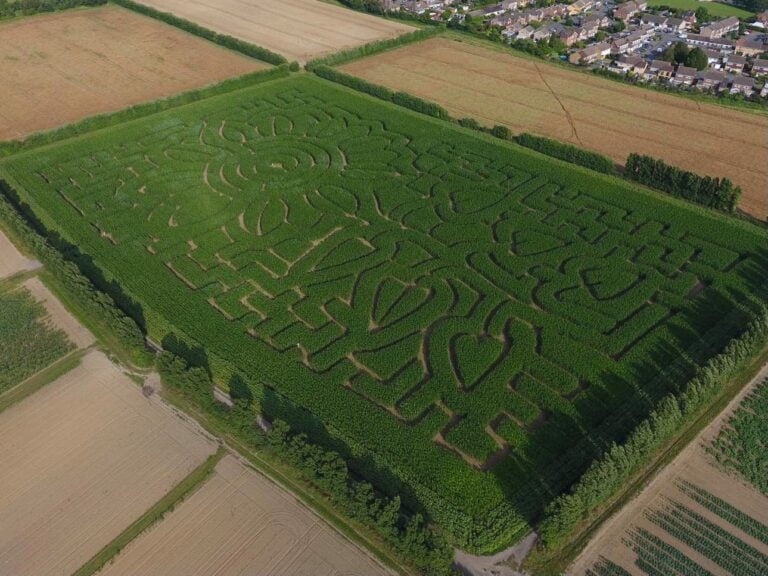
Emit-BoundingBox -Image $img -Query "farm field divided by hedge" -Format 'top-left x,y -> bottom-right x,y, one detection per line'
3,74 -> 767,550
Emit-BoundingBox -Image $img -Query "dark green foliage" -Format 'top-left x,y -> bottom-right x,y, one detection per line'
516,133 -> 616,174
458,117 -> 482,130
306,26 -> 443,70
0,287 -> 74,392
111,0 -> 286,65
491,125 -> 511,140
586,558 -> 633,576
625,153 -> 741,212
0,0 -> 105,20
709,377 -> 768,494
3,75 -> 767,552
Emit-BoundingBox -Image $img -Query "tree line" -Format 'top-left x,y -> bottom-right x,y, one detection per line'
625,153 -> 741,213
0,0 -> 105,20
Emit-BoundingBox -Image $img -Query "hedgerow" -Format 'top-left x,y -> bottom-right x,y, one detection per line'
0,287 -> 74,392
2,75 -> 766,552
516,133 -> 616,175
0,0 -> 105,21
305,26 -> 443,70
111,0 -> 286,65
625,153 -> 741,213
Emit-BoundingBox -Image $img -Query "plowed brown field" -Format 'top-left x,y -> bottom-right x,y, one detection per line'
134,0 -> 413,62
0,6 -> 265,141
0,351 -> 217,576
98,455 -> 393,576
341,37 -> 768,220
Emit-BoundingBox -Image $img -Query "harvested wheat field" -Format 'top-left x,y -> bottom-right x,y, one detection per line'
135,0 -> 413,62
97,454 -> 392,576
0,5 -> 265,141
21,276 -> 95,349
569,362 -> 768,575
341,37 -> 768,220
0,228 -> 38,280
0,351 -> 217,576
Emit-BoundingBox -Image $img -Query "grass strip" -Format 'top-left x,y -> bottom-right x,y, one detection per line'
72,446 -> 226,576
0,350 -> 84,415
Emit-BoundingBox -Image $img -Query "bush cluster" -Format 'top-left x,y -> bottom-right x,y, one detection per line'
625,153 -> 741,213
111,0 -> 286,65
516,133 -> 616,175
539,305 -> 768,548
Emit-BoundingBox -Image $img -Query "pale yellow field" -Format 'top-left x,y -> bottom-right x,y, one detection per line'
341,37 -> 768,220
569,363 -> 768,575
21,276 -> 95,349
135,0 -> 414,62
0,6 -> 265,141
0,351 -> 217,576
97,455 -> 393,576
0,228 -> 38,280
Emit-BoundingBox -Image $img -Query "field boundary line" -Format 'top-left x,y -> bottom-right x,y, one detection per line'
71,446 -> 227,576
0,349 -> 86,415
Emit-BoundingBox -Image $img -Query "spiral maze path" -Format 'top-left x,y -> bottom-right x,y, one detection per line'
16,79 -> 765,494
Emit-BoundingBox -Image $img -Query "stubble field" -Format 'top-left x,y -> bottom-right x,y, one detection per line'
97,454 -> 392,576
3,74 -> 767,551
133,0 -> 413,62
0,351 -> 217,576
340,37 -> 768,220
0,5 -> 265,141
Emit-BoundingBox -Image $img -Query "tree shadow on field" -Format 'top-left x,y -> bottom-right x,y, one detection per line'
490,274 -> 766,531
0,180 -> 147,333
161,333 -> 211,377
261,384 -> 423,508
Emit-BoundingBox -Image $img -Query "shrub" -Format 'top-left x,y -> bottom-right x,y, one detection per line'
516,133 -> 616,174
491,125 -> 511,140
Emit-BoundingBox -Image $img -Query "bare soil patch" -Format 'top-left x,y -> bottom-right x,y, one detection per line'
134,0 -> 413,63
569,361 -> 768,575
21,276 -> 95,349
0,351 -> 217,576
341,37 -> 768,220
97,454 -> 393,576
0,5 -> 265,141
0,228 -> 39,280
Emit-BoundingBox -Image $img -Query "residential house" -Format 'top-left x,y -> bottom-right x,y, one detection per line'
681,10 -> 697,25
730,76 -> 755,95
685,34 -> 735,52
640,13 -> 667,28
761,83 -> 768,98
616,54 -> 648,74
699,16 -> 740,39
673,65 -> 697,85
532,26 -> 554,41
736,38 -> 768,57
724,54 -> 747,73
613,1 -> 638,22
698,70 -> 727,90
569,0 -> 596,15
647,59 -> 674,80
516,25 -> 536,40
665,17 -> 687,32
757,11 -> 768,26
753,58 -> 768,76
557,27 -> 580,46
569,41 -> 611,64
704,49 -> 722,67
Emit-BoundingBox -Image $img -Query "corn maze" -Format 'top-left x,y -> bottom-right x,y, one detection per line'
3,75 -> 767,547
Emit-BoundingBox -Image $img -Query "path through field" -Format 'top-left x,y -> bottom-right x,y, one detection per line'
0,228 -> 39,280
21,276 -> 95,349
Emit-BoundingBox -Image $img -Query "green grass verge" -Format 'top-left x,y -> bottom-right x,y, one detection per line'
0,350 -> 84,415
649,0 -> 754,18
72,446 -> 226,576
524,343 -> 768,575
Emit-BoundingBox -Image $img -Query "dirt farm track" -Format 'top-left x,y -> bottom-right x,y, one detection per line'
0,5 -> 264,141
342,37 -> 768,220
134,0 -> 414,62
